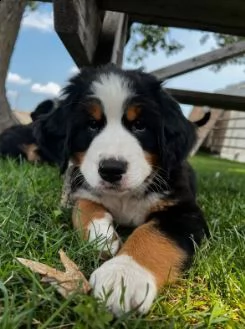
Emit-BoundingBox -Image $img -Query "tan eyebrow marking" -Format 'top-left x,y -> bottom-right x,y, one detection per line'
88,102 -> 103,121
126,105 -> 141,121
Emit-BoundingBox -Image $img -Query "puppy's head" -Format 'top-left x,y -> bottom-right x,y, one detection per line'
34,65 -> 196,194
30,99 -> 57,121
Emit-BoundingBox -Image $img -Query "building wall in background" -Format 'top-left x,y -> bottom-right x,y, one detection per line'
189,107 -> 245,163
189,81 -> 245,163
220,111 -> 245,162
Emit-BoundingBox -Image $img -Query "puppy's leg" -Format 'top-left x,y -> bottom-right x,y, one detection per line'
73,199 -> 120,257
90,203 -> 208,316
90,222 -> 184,315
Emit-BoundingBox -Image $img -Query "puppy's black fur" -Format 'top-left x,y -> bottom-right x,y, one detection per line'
30,99 -> 56,122
0,124 -> 36,161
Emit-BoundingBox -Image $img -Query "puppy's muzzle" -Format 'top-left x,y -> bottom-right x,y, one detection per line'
98,158 -> 127,183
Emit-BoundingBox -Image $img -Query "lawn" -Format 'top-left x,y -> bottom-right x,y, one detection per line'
0,154 -> 244,328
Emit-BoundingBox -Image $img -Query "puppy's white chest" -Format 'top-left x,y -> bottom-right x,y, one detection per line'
100,193 -> 160,227
74,189 -> 161,227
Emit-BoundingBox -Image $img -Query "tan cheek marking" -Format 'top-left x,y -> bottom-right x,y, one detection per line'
21,144 -> 41,162
119,222 -> 187,288
150,199 -> 177,213
144,151 -> 159,167
126,105 -> 141,121
72,199 -> 108,239
88,103 -> 102,121
71,152 -> 85,166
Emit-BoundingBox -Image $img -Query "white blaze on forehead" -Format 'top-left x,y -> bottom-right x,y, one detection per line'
91,73 -> 132,120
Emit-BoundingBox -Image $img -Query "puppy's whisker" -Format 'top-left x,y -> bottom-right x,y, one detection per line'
150,171 -> 170,193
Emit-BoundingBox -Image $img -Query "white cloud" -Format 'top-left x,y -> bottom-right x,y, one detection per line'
31,82 -> 61,96
22,11 -> 54,32
69,66 -> 80,75
7,72 -> 31,85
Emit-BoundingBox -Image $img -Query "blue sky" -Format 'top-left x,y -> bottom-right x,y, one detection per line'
6,3 -> 245,117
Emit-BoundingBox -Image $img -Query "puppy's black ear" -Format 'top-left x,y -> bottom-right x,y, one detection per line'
30,99 -> 56,121
157,90 -> 197,168
33,106 -> 68,170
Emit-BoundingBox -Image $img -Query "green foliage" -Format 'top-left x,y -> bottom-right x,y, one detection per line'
200,33 -> 245,71
127,24 -> 183,64
128,23 -> 245,70
27,1 -> 38,11
0,155 -> 244,328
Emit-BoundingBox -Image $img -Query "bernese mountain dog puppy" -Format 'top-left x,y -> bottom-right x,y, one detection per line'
33,65 -> 209,316
0,99 -> 58,164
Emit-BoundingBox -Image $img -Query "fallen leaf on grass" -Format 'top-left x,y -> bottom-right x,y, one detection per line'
17,249 -> 91,298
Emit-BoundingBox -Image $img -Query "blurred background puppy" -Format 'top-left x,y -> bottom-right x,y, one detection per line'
0,99 -> 58,164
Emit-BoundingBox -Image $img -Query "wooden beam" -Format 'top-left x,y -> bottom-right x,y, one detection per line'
97,0 -> 245,36
32,1 -> 245,36
93,12 -> 128,66
152,40 -> 245,81
93,11 -> 120,65
166,88 -> 245,112
53,0 -> 102,67
111,14 -> 129,65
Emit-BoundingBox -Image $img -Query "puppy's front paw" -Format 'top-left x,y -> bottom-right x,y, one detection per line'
88,213 -> 121,258
89,255 -> 157,316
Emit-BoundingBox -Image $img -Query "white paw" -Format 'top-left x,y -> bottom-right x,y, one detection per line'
89,255 -> 157,316
88,213 -> 120,257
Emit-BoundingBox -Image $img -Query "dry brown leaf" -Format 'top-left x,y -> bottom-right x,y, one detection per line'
17,249 -> 91,298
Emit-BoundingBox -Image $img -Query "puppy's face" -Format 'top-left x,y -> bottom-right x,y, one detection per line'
71,73 -> 162,194
35,66 -> 196,194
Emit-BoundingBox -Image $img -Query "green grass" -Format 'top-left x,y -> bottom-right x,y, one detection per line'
0,154 -> 244,329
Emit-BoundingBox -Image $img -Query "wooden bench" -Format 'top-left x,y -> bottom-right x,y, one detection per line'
33,0 -> 245,111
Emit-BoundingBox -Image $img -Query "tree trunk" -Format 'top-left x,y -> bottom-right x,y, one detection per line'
0,0 -> 27,133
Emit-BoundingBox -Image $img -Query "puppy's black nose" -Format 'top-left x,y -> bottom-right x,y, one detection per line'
99,158 -> 127,183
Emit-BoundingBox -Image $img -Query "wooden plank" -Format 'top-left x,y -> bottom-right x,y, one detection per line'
53,0 -> 102,67
93,12 -> 128,66
33,0 -> 245,36
166,88 -> 245,112
111,13 -> 129,65
152,40 -> 245,81
97,0 -> 245,36
93,11 -> 120,65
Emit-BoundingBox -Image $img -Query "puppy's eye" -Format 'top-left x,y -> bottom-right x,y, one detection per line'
88,119 -> 100,131
132,119 -> 146,132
